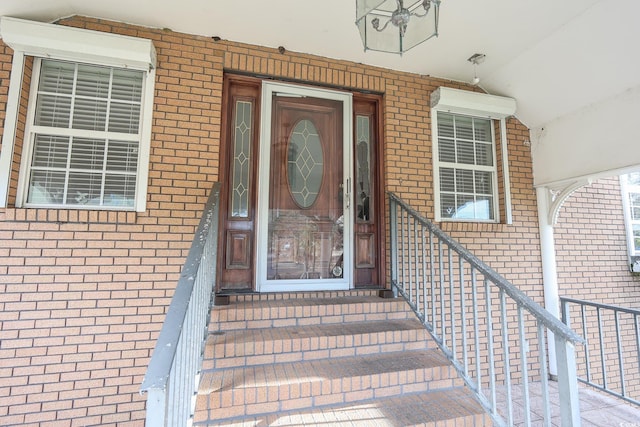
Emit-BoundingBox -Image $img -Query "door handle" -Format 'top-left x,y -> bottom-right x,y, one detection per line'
345,179 -> 350,209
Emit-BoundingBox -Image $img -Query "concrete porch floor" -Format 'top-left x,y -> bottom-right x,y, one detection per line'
496,380 -> 640,427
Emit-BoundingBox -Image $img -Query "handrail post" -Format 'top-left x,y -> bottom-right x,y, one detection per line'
390,196 -> 399,297
561,298 -> 570,327
145,388 -> 168,426
555,335 -> 582,427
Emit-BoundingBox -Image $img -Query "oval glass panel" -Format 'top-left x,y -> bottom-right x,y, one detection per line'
287,119 -> 323,208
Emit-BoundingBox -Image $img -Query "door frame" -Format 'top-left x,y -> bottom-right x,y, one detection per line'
256,81 -> 354,292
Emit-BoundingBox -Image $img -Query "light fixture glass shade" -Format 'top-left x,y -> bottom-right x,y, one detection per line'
356,0 -> 440,54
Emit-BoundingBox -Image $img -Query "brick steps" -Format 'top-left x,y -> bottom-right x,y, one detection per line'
210,388 -> 487,427
194,291 -> 489,426
202,318 -> 433,370
209,294 -> 413,332
197,349 -> 463,421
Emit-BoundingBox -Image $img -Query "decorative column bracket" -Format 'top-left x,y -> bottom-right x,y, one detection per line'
539,178 -> 592,226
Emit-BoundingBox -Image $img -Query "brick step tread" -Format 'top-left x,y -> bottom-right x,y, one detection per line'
202,339 -> 430,371
210,296 -> 413,331
206,318 -> 430,356
194,386 -> 488,426
203,318 -> 434,369
197,349 -> 461,413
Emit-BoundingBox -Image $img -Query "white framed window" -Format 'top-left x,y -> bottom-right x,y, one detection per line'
433,111 -> 499,222
620,172 -> 640,271
0,17 -> 156,212
20,59 -> 146,210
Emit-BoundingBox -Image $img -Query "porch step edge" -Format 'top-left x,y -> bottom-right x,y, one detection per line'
217,289 -> 383,303
210,296 -> 415,331
194,386 -> 487,426
196,349 -> 462,415
202,318 -> 435,370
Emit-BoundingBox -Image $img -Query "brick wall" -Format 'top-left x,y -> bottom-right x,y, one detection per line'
0,15 -> 545,426
0,17 -> 221,427
556,177 -> 640,306
555,177 -> 640,400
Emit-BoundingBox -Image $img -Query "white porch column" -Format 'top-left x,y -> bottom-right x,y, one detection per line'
536,186 -> 559,377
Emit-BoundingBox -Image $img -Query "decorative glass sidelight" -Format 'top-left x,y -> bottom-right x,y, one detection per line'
356,115 -> 372,222
230,100 -> 252,217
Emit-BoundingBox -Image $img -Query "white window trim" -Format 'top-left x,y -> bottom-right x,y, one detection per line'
432,111 -> 500,222
430,87 -> 517,223
0,17 -> 156,70
0,17 -> 156,212
0,50 -> 25,208
620,174 -> 640,272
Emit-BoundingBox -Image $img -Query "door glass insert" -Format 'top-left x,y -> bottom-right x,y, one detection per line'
288,119 -> 323,208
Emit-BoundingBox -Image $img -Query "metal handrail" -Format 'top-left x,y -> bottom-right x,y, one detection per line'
389,193 -> 582,344
561,296 -> 640,406
389,192 -> 584,427
140,182 -> 221,427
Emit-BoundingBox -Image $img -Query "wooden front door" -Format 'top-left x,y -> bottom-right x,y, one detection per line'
218,76 -> 383,292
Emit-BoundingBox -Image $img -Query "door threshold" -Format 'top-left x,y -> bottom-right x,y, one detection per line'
214,288 -> 390,305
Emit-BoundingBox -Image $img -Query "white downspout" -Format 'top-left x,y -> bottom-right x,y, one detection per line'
536,186 -> 559,377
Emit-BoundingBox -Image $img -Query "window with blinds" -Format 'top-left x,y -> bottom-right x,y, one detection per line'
434,111 -> 498,221
25,59 -> 144,209
621,173 -> 640,261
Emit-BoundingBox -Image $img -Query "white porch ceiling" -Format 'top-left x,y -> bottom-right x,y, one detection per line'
1,0 -> 639,186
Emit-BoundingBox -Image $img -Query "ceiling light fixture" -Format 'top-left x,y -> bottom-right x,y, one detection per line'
468,53 -> 485,86
356,0 -> 440,55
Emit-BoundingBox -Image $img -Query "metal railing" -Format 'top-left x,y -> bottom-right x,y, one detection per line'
389,192 -> 585,427
561,297 -> 640,406
140,182 -> 221,427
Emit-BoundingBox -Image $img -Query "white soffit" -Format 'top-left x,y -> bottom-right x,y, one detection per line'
0,16 -> 156,70
531,85 -> 640,187
430,87 -> 516,119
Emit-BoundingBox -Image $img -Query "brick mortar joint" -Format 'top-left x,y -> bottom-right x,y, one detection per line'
0,208 -> 139,224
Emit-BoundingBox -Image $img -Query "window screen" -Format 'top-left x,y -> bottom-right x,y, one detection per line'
26,59 -> 144,209
436,112 -> 497,221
